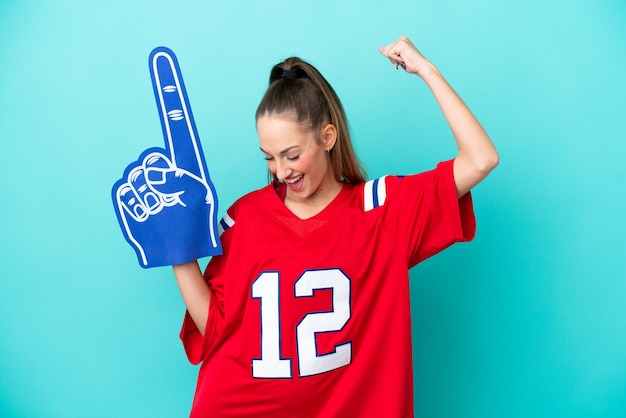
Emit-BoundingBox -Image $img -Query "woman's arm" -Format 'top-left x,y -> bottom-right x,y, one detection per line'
173,261 -> 211,335
379,36 -> 499,197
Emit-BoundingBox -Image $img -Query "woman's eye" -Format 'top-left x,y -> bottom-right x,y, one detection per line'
287,155 -> 300,161
264,156 -> 274,161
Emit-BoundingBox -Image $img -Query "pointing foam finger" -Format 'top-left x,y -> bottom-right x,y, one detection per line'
149,47 -> 206,182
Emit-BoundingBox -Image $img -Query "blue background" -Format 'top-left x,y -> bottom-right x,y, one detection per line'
1,1 -> 624,416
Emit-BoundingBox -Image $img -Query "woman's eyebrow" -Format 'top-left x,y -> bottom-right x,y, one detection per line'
259,145 -> 300,155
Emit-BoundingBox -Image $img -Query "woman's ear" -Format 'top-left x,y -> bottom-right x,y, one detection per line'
321,123 -> 337,151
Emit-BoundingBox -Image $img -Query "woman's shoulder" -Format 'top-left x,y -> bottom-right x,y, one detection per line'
226,183 -> 279,215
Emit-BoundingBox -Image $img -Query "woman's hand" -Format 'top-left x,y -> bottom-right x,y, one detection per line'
379,35 -> 434,78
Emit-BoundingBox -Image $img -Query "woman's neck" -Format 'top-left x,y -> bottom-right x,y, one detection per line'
284,179 -> 343,219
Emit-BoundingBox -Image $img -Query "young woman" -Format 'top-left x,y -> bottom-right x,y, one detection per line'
173,35 -> 498,417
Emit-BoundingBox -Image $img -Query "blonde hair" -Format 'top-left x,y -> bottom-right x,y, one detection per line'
256,57 -> 366,184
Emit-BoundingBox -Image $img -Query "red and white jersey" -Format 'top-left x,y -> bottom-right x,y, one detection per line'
181,159 -> 475,417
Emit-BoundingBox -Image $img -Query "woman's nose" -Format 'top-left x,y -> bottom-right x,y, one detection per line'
275,160 -> 291,180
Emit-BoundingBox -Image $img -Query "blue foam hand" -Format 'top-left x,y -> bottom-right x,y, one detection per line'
112,47 -> 222,268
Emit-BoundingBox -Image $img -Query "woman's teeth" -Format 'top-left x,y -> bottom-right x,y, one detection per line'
285,174 -> 303,184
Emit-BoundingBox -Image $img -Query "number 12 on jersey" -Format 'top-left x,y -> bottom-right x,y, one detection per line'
251,268 -> 352,378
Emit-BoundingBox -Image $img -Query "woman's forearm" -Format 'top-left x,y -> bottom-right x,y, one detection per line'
418,63 -> 499,196
173,260 -> 211,335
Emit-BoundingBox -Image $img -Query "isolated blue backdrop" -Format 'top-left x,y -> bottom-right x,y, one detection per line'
1,1 -> 625,417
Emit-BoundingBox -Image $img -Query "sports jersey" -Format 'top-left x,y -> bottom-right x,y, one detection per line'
180,159 -> 475,417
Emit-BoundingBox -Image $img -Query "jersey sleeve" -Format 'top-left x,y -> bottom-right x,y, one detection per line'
179,205 -> 236,365
379,159 -> 476,268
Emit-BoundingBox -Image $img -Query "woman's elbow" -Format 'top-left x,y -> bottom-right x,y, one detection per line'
481,150 -> 500,174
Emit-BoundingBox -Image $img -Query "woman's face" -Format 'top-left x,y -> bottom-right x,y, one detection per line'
257,113 -> 337,204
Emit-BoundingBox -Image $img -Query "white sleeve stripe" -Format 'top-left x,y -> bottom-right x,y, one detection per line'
363,176 -> 388,212
218,212 -> 235,236
377,175 -> 388,207
364,180 -> 374,211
